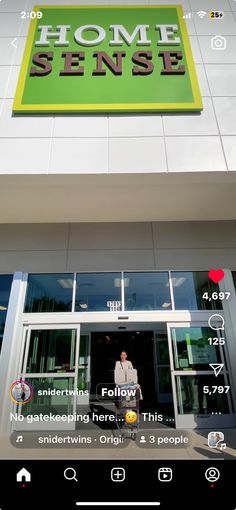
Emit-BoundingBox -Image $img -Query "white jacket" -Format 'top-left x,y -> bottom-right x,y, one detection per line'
114,361 -> 135,384
115,361 -> 133,371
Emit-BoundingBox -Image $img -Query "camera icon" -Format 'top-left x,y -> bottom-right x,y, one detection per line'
211,35 -> 226,50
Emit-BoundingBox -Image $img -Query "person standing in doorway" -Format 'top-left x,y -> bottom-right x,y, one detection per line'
115,351 -> 134,383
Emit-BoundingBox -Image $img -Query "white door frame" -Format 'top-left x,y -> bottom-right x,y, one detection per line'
167,321 -> 234,429
13,323 -> 81,431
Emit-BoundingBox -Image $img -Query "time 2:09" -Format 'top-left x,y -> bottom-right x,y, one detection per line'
21,11 -> 43,19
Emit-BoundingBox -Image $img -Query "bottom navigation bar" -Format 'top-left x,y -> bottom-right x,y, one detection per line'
0,460 -> 235,510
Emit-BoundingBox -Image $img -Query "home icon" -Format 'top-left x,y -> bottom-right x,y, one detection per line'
16,468 -> 31,483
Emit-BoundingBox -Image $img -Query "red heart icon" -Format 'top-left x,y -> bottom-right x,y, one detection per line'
208,269 -> 224,284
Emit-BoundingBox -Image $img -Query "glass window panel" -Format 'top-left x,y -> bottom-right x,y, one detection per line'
176,375 -> 230,415
124,272 -> 171,311
26,329 -> 76,373
158,367 -> 172,394
172,271 -> 223,310
22,377 -> 74,416
156,335 -> 170,365
171,327 -> 222,371
0,274 -> 13,353
24,274 -> 74,313
75,273 -> 121,312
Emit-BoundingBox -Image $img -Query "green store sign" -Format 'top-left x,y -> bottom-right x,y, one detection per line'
13,5 -> 203,113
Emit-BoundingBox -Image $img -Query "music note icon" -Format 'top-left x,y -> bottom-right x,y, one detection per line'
220,443 -> 226,450
16,435 -> 23,443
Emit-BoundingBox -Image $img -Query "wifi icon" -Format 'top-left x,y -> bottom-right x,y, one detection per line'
197,10 -> 207,18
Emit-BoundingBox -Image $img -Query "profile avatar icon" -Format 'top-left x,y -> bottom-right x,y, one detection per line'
10,380 -> 33,404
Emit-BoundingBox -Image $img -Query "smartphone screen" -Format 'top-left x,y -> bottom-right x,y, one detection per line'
0,1 -> 236,509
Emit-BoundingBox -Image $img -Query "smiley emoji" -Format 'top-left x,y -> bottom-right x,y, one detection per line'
125,410 -> 138,424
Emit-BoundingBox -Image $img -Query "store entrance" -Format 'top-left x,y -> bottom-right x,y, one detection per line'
90,329 -> 174,420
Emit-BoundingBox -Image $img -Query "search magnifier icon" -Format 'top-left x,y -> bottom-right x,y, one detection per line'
64,467 -> 78,482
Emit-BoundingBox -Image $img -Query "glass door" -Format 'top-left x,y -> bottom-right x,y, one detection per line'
167,322 -> 234,428
154,330 -> 172,403
15,324 -> 80,430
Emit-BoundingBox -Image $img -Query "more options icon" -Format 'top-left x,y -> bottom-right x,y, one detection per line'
158,467 -> 173,482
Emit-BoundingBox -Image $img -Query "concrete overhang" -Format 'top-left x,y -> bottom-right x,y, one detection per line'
0,172 -> 236,223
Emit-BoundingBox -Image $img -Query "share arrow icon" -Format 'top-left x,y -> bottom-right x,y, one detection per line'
209,363 -> 224,377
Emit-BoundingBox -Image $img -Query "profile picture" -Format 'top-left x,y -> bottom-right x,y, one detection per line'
10,380 -> 33,405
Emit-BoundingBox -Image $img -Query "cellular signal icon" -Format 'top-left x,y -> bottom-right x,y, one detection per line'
183,12 -> 192,19
197,10 -> 207,18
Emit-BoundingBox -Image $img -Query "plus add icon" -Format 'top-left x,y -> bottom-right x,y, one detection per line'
111,467 -> 125,482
